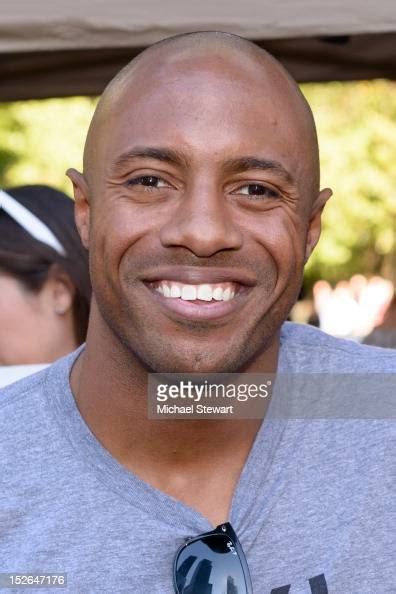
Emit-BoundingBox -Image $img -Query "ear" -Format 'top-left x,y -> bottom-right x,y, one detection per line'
66,168 -> 90,249
304,188 -> 332,263
46,265 -> 75,315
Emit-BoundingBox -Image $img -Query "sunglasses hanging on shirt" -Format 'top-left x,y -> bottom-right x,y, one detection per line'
173,522 -> 253,594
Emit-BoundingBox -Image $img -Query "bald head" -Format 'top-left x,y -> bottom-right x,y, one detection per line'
69,31 -> 332,375
83,31 -> 320,197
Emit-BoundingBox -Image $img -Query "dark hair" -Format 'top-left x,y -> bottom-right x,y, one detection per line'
0,185 -> 91,344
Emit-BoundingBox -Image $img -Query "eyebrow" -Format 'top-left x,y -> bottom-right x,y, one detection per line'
113,147 -> 294,184
223,157 -> 294,184
113,146 -> 188,170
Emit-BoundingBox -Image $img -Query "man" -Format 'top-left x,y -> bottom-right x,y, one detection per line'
1,32 -> 395,593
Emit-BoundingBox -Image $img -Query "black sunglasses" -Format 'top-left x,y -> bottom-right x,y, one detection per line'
173,522 -> 253,593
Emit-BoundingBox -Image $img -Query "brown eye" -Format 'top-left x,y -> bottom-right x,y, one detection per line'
127,176 -> 168,188
237,184 -> 280,198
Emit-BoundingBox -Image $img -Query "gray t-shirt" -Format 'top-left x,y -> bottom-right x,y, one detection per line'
1,323 -> 395,593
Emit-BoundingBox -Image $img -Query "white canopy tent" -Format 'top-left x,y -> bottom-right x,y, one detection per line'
1,0 -> 396,100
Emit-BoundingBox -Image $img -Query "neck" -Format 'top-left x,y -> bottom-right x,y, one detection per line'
70,302 -> 280,524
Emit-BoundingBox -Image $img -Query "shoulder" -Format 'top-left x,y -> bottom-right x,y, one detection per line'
0,367 -> 50,413
279,322 -> 396,372
0,348 -> 82,452
0,368 -> 54,479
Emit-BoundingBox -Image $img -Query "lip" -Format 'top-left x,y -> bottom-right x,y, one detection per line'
140,266 -> 256,322
145,284 -> 251,321
140,266 -> 257,286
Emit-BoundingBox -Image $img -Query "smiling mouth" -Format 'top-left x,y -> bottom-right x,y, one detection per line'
141,267 -> 255,321
150,280 -> 240,302
143,279 -> 251,322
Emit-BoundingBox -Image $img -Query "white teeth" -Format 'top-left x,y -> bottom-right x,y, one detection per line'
223,287 -> 232,301
170,284 -> 182,298
181,285 -> 197,301
213,287 -> 224,301
155,282 -> 237,302
197,284 -> 213,301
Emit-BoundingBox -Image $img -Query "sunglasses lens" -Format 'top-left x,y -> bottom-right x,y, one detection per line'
175,533 -> 248,593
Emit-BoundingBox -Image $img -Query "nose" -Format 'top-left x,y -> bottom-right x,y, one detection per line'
159,185 -> 243,257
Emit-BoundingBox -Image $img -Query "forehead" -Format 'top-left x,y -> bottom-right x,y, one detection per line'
101,53 -> 311,175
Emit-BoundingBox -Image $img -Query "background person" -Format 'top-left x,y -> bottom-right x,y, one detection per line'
0,185 -> 91,386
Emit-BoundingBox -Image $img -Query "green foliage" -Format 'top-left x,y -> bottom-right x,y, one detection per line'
302,80 -> 396,287
0,97 -> 97,193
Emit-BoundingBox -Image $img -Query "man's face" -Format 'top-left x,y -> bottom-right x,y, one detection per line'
79,54 -> 325,373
